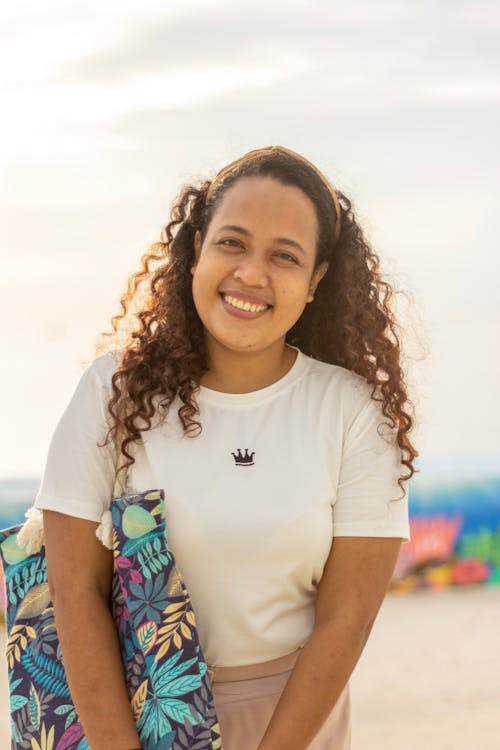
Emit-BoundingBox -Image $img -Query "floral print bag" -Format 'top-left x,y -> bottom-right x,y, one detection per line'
0,485 -> 222,750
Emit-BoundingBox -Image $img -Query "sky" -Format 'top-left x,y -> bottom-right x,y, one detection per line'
1,0 -> 499,478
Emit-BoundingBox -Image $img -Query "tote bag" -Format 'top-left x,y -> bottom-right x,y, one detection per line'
0,483 -> 222,750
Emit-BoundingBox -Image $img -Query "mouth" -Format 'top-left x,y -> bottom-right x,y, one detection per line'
219,292 -> 272,318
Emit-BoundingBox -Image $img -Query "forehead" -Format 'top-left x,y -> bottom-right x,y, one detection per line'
208,176 -> 319,248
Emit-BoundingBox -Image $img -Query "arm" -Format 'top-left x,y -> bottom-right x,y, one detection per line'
43,509 -> 141,750
256,535 -> 403,750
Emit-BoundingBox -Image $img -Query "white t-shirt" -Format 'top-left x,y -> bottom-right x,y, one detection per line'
34,346 -> 410,667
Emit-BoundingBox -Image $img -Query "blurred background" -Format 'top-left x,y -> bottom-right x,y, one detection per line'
1,1 -> 499,747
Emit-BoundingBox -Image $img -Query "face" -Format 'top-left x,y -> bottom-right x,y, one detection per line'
191,176 -> 328,357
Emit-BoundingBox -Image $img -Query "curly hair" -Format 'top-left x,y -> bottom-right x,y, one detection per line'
93,146 -> 418,496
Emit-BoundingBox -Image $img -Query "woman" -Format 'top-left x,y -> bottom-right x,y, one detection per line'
34,145 -> 416,750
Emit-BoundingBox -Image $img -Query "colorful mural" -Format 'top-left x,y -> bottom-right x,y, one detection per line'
390,474 -> 500,591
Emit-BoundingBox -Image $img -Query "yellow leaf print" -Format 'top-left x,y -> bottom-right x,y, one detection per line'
173,631 -> 182,649
16,583 -> 51,620
130,679 -> 148,723
136,620 -> 158,654
180,622 -> 191,640
144,491 -> 162,502
162,600 -> 185,615
186,610 -> 196,626
155,639 -> 171,661
30,721 -> 54,750
26,625 -> 36,638
211,722 -> 223,749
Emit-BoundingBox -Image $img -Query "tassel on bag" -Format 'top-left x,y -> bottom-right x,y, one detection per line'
15,507 -> 44,555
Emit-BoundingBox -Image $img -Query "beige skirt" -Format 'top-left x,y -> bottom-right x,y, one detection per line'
209,648 -> 351,750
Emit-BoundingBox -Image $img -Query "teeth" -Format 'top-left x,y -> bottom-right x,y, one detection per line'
223,294 -> 268,313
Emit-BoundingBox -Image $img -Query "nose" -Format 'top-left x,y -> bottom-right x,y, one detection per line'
232,254 -> 269,288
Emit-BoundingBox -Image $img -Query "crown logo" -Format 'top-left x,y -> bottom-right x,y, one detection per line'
231,448 -> 255,466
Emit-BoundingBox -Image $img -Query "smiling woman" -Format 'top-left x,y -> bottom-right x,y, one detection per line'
190,177 -> 329,389
30,145 -> 417,750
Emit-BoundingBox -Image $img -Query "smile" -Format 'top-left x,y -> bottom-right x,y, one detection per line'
221,294 -> 270,313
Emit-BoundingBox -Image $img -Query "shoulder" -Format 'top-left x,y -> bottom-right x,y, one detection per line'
83,350 -> 124,388
297,352 -> 394,443
66,351 -> 125,414
301,353 -> 375,410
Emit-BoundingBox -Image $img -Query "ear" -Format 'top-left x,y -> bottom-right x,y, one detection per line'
191,231 -> 202,275
307,262 -> 328,302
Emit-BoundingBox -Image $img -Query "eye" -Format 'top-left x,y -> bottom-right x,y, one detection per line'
275,251 -> 299,264
217,238 -> 242,248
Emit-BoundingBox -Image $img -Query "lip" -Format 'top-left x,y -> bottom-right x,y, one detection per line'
219,293 -> 271,320
219,290 -> 273,307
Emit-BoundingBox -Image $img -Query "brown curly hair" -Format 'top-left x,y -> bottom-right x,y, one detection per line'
94,146 -> 418,496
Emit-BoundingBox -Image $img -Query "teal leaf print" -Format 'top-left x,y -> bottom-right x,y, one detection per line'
138,697 -> 173,742
154,655 -> 199,685
10,694 -> 29,711
54,703 -> 74,715
128,576 -> 170,625
29,683 -> 41,730
159,698 -> 198,725
121,528 -> 163,558
137,539 -> 168,579
64,709 -> 77,730
10,677 -> 22,691
20,650 -> 71,698
158,675 -> 203,697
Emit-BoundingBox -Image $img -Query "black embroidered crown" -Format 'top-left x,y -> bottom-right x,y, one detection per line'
231,448 -> 255,466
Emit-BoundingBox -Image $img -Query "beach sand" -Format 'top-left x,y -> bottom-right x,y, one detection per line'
1,585 -> 499,749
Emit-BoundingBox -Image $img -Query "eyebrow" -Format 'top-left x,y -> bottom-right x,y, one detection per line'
217,224 -> 306,256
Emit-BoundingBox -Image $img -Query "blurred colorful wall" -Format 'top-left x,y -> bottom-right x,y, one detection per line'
391,474 -> 500,591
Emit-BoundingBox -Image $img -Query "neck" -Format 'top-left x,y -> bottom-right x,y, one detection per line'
200,340 -> 297,394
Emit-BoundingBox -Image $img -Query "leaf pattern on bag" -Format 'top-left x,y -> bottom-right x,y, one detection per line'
0,490 -> 222,749
30,722 -> 55,750
131,678 -> 149,723
29,683 -> 41,731
16,583 -> 51,621
137,620 -> 158,654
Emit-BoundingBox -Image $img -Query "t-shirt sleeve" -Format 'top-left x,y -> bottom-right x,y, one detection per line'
33,354 -> 119,522
332,386 -> 411,542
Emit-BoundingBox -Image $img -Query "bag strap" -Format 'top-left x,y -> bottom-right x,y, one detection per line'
95,424 -> 129,550
112,423 -> 128,499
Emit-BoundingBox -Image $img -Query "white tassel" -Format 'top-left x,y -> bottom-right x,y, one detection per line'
95,510 -> 113,550
16,507 -> 45,554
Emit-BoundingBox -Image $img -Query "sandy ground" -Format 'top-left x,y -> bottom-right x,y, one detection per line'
1,585 -> 499,749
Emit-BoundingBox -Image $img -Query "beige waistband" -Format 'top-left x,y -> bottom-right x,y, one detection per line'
207,645 -> 305,683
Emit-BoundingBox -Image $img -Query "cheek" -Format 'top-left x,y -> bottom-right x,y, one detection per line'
277,277 -> 311,309
194,250 -> 233,283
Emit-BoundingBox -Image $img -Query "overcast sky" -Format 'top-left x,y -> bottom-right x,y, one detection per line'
1,0 -> 499,478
